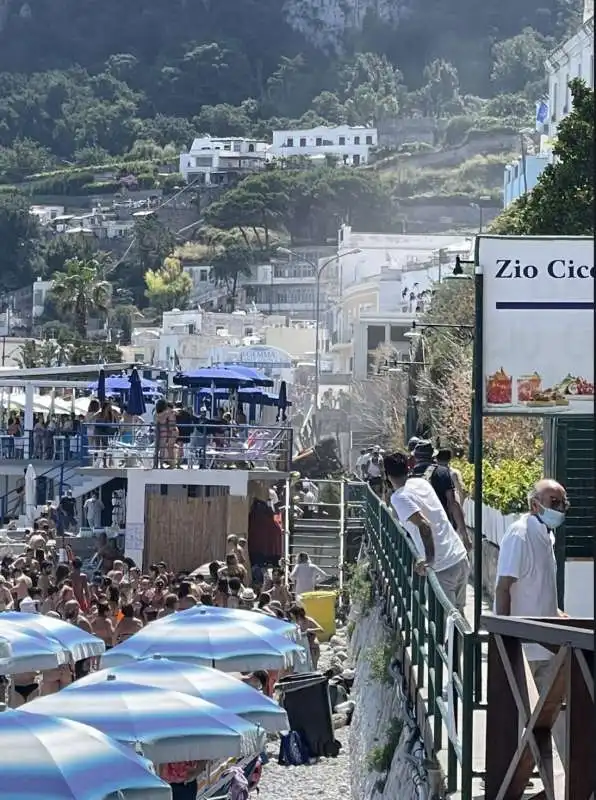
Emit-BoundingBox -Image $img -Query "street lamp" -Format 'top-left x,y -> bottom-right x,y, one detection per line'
469,196 -> 491,233
276,247 -> 361,411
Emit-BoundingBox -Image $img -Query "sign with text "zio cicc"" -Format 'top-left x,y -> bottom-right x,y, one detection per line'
479,236 -> 594,416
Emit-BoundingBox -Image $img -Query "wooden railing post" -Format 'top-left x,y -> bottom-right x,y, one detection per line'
484,633 -> 527,799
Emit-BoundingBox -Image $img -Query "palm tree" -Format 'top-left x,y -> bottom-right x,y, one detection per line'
50,257 -> 112,338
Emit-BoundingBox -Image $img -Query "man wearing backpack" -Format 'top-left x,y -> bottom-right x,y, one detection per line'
384,451 -> 470,615
410,440 -> 471,551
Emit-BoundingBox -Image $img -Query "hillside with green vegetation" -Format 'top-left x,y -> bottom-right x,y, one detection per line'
0,0 -> 581,178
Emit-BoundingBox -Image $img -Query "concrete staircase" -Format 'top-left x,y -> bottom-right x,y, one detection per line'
289,516 -> 342,578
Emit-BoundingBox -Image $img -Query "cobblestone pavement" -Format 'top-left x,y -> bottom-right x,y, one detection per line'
258,637 -> 352,800
257,725 -> 351,800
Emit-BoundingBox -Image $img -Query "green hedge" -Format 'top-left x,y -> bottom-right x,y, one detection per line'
456,458 -> 543,515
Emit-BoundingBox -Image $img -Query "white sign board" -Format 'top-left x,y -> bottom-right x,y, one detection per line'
480,236 -> 594,415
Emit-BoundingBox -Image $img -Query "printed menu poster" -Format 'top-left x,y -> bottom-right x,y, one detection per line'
479,236 -> 594,415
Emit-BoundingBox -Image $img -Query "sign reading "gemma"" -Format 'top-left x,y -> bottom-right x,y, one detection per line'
479,236 -> 594,416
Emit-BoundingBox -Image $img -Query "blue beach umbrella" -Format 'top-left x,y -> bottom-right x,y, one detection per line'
0,636 -> 12,671
0,621 -> 69,673
126,367 -> 146,416
24,677 -> 264,763
216,365 -> 274,387
97,368 -> 106,404
157,604 -> 297,637
1,612 -> 105,663
75,656 -> 289,732
0,708 -> 172,800
101,616 -> 304,672
172,367 -> 255,389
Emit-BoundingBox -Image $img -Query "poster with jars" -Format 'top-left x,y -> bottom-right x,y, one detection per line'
480,236 -> 594,415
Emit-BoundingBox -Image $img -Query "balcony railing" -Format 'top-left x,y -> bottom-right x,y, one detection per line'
80,422 -> 293,472
0,430 -> 83,461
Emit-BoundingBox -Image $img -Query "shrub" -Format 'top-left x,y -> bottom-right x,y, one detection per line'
345,562 -> 372,614
367,635 -> 398,685
456,457 -> 543,515
367,717 -> 404,772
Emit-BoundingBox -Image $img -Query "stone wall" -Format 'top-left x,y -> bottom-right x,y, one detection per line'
348,595 -> 433,799
400,202 -> 501,233
377,118 -> 437,148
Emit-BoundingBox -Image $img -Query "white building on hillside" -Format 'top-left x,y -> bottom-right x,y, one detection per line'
546,0 -> 593,139
179,136 -> 269,184
270,125 -> 377,166
336,225 -> 471,293
240,247 -> 336,318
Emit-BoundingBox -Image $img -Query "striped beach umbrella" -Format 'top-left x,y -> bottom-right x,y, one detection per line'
0,707 -> 172,800
24,677 -> 265,763
75,656 -> 289,732
0,622 -> 69,673
101,617 -> 304,672
1,613 -> 105,663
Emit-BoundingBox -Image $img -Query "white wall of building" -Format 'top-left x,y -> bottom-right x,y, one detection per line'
337,226 -> 472,292
179,136 -> 268,182
270,125 -> 377,165
546,7 -> 594,139
124,468 -> 249,565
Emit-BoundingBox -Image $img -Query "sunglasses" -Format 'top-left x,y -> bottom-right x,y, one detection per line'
548,497 -> 570,511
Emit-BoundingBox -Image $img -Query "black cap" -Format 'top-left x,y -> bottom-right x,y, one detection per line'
413,440 -> 434,461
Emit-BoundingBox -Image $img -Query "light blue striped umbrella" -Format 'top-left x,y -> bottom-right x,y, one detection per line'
1,613 -> 105,662
101,616 -> 304,672
155,604 -> 298,637
24,677 -> 265,763
75,656 -> 289,732
0,621 -> 69,673
0,635 -> 13,671
0,707 -> 172,800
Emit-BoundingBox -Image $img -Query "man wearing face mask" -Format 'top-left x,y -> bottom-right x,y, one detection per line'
494,478 -> 568,770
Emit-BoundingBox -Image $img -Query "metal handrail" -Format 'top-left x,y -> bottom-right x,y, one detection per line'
0,460 -> 80,522
358,481 -> 475,800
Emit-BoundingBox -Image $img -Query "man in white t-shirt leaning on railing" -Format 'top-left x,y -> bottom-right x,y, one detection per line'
384,451 -> 470,616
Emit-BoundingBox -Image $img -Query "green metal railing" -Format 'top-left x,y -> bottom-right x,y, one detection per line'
362,484 -> 475,800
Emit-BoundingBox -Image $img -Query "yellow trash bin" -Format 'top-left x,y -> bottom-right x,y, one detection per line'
300,590 -> 336,643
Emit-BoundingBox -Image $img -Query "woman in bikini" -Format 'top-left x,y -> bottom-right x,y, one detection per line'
11,671 -> 40,707
155,399 -> 178,466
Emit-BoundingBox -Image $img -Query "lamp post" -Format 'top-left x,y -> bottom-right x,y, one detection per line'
469,196 -> 491,233
276,247 -> 360,414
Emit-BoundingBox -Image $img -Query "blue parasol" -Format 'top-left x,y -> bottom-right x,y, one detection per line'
75,656 -> 289,732
172,368 -> 255,389
277,380 -> 288,422
24,678 -> 264,763
97,368 -> 106,404
126,368 -> 146,416
0,709 -> 172,800
215,365 -> 274,387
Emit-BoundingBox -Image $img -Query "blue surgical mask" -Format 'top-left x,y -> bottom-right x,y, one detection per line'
537,504 -> 566,529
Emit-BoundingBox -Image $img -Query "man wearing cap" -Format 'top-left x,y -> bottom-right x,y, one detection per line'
407,437 -> 421,471
411,440 -> 471,551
